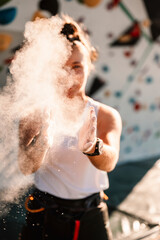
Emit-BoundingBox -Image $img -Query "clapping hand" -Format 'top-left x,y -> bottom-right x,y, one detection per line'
19,108 -> 54,149
78,107 -> 97,153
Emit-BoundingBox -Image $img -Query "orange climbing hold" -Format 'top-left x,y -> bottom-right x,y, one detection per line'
0,33 -> 12,51
84,0 -> 101,7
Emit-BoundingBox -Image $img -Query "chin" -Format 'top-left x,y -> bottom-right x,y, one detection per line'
67,85 -> 81,97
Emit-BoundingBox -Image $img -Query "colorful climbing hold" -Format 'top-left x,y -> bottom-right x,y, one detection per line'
134,102 -> 141,111
84,0 -> 101,7
114,91 -> 122,98
145,76 -> 153,84
0,33 -> 12,51
102,65 -> 109,72
0,7 -> 17,25
104,90 -> 111,97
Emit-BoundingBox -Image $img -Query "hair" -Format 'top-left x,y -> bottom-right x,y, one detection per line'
60,15 -> 98,63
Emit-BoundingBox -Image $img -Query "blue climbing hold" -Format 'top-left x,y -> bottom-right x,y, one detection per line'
0,7 -> 17,25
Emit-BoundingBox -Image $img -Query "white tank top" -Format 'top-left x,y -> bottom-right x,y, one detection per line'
34,99 -> 109,199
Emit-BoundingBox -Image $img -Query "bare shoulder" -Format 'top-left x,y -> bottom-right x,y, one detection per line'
100,102 -> 121,124
93,100 -> 122,136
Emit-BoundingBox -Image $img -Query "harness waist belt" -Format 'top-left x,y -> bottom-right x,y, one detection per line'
32,188 -> 102,210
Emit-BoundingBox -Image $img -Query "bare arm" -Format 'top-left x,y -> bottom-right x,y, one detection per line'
88,105 -> 122,172
18,109 -> 52,175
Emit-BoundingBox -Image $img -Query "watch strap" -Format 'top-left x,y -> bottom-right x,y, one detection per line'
83,138 -> 103,156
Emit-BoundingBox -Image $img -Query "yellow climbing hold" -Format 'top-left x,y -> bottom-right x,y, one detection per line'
84,0 -> 101,7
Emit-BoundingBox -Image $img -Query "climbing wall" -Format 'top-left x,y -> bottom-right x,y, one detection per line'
1,0 -> 160,163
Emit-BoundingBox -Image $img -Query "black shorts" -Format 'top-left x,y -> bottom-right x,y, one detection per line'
20,189 -> 113,240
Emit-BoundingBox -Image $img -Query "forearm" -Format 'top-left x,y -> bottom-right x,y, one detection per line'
18,137 -> 49,175
88,144 -> 119,172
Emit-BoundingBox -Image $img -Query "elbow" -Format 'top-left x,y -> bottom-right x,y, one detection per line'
99,144 -> 120,172
106,152 -> 119,172
98,158 -> 117,172
106,164 -> 116,172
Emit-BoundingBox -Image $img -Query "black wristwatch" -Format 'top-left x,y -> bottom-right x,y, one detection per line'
83,138 -> 103,156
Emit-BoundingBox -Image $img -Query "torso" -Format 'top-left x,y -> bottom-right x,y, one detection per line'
34,98 -> 109,199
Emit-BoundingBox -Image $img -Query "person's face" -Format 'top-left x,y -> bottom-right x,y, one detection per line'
65,41 -> 91,93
